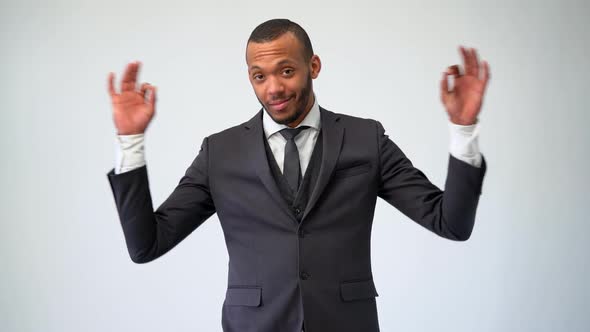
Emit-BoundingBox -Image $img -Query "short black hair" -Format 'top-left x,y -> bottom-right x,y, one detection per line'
247,19 -> 314,62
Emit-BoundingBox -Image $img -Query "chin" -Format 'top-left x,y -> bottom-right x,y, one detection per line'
266,108 -> 294,124
273,114 -> 295,125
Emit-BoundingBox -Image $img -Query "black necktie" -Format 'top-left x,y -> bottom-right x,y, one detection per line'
279,126 -> 310,193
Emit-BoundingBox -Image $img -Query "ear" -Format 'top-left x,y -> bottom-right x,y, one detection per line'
309,55 -> 321,79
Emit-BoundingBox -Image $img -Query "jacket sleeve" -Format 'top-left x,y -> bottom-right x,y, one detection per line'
375,120 -> 487,241
106,137 -> 216,263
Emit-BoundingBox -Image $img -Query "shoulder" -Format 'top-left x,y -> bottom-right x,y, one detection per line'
205,111 -> 261,141
193,110 -> 264,155
320,106 -> 381,132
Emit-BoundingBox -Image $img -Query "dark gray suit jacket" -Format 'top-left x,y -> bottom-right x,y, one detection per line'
107,107 -> 487,332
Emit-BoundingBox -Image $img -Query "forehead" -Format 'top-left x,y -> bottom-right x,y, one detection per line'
246,32 -> 305,70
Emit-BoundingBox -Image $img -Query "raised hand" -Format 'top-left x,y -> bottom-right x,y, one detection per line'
440,46 -> 490,125
108,61 -> 157,135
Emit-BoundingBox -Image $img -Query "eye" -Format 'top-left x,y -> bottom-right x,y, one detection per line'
283,68 -> 294,75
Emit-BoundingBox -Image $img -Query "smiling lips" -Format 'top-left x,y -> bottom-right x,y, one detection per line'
269,97 -> 292,111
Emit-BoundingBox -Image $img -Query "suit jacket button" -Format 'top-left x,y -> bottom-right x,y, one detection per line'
300,272 -> 310,280
298,229 -> 306,238
294,208 -> 301,215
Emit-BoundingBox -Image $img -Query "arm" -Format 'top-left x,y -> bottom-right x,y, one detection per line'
106,61 -> 215,263
377,45 -> 490,240
376,120 -> 486,241
107,137 -> 216,263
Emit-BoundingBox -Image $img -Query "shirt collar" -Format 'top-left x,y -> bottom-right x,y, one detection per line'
262,93 -> 321,139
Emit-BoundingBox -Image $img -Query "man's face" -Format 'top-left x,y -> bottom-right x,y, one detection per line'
246,32 -> 321,127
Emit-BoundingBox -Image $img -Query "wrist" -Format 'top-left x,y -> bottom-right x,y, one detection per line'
449,116 -> 477,126
117,130 -> 146,135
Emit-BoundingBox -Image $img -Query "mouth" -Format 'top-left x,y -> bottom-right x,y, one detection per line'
268,97 -> 292,111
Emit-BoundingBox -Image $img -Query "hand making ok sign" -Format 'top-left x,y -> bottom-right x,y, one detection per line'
107,61 -> 157,135
441,46 -> 491,125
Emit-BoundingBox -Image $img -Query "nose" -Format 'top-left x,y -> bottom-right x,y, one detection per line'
266,76 -> 285,98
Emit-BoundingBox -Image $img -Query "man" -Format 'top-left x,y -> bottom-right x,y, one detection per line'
106,18 -> 489,332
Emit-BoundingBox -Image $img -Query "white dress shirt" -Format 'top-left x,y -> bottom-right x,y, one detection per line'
114,94 -> 482,174
262,94 -> 322,176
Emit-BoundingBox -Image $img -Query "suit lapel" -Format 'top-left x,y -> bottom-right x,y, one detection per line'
242,107 -> 345,225
301,107 -> 344,221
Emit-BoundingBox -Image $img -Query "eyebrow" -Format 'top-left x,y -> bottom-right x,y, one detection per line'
276,59 -> 296,66
249,59 -> 297,71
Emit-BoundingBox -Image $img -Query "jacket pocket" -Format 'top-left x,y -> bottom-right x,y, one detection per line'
333,162 -> 372,179
224,286 -> 262,307
340,278 -> 379,302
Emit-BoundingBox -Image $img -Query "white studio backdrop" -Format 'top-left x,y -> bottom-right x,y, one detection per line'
1,0 -> 588,331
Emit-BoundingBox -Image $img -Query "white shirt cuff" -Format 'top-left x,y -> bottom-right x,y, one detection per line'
448,119 -> 482,168
115,133 -> 146,174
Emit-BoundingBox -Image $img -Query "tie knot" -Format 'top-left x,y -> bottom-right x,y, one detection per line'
279,126 -> 310,141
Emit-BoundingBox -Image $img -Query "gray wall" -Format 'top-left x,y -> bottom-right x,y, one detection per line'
1,0 -> 588,331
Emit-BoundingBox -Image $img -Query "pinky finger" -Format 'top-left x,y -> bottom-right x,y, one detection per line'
440,71 -> 450,103
108,72 -> 117,97
481,60 -> 491,85
148,86 -> 157,106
